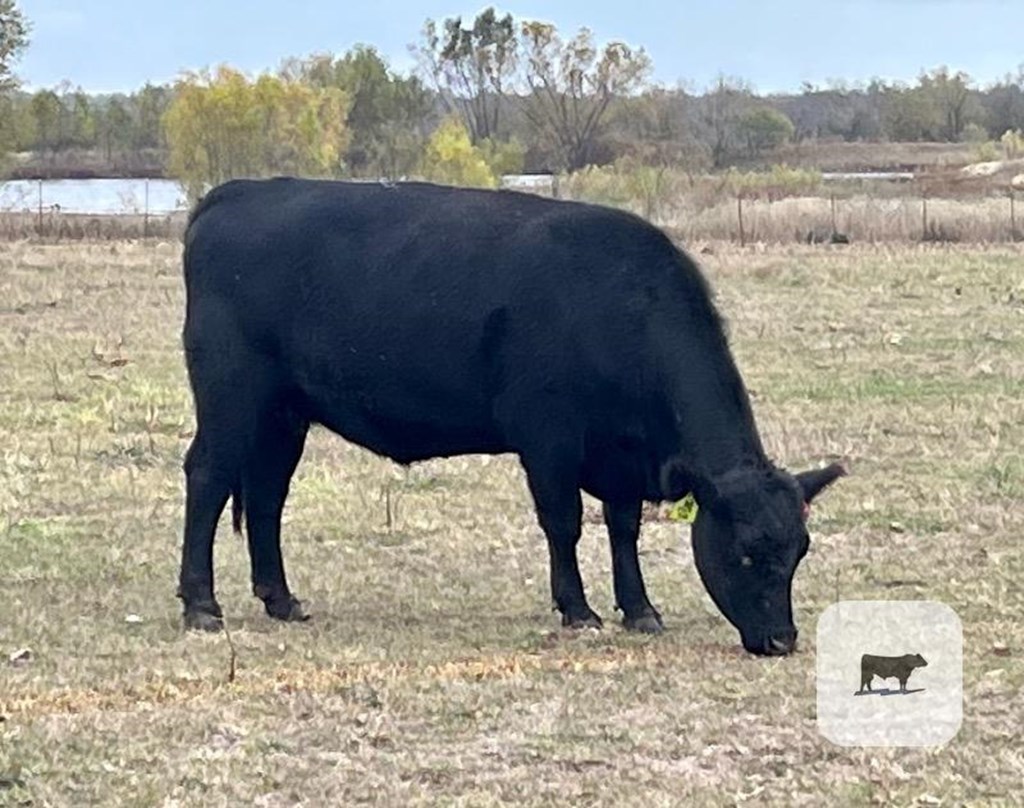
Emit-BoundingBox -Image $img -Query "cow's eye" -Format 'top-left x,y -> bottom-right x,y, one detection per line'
740,555 -> 753,568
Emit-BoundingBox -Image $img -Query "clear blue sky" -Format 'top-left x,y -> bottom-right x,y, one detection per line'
17,0 -> 1024,94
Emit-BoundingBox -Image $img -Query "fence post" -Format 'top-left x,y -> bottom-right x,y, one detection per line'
144,178 -> 150,238
921,194 -> 928,241
37,179 -> 43,235
1011,190 -> 1018,241
830,193 -> 837,233
737,194 -> 746,246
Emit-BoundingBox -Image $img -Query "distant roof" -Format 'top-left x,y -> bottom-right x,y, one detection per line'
500,174 -> 557,189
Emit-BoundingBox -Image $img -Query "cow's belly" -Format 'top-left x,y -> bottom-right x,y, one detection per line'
298,368 -> 507,464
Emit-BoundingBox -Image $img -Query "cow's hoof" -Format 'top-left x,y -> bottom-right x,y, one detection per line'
562,610 -> 603,630
623,610 -> 664,634
264,595 -> 310,623
184,609 -> 224,632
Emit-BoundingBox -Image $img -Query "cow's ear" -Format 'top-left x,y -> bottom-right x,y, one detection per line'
692,478 -> 722,515
661,459 -> 722,511
796,463 -> 847,505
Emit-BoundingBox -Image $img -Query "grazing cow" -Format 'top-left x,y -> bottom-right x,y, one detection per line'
178,178 -> 845,655
858,653 -> 929,693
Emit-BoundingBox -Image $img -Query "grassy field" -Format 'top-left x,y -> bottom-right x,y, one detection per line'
1,240 -> 1022,806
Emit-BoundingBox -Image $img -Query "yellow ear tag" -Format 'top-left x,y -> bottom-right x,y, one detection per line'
668,493 -> 699,524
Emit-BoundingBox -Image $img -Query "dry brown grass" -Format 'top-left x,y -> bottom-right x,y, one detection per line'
559,170 -> 1022,245
764,141 -> 978,173
0,212 -> 186,242
1,241 -> 1022,806
662,194 -> 1023,245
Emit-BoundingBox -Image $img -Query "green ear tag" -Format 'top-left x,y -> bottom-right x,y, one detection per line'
668,493 -> 699,524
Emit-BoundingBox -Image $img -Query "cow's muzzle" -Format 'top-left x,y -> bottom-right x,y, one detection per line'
745,628 -> 798,656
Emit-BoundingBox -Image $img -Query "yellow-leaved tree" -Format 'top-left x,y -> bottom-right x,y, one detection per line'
163,66 -> 350,202
419,117 -> 498,188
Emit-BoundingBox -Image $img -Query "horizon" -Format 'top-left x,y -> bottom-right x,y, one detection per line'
16,0 -> 1024,96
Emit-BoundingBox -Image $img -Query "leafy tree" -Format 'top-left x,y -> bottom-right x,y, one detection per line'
289,46 -> 432,177
736,107 -> 794,156
52,80 -> 77,149
29,89 -> 62,155
981,68 -> 1024,138
133,83 -> 171,151
918,67 -> 978,141
0,91 -> 31,153
163,66 -> 349,201
478,136 -> 524,175
97,96 -> 133,161
879,83 -> 939,141
417,7 -> 517,143
519,22 -> 650,171
610,89 -> 710,172
776,83 -> 881,142
0,0 -> 29,91
69,89 -> 96,148
419,116 -> 497,187
700,76 -> 753,167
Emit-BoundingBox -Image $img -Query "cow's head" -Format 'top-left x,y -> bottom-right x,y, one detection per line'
690,462 -> 846,656
909,653 -> 928,668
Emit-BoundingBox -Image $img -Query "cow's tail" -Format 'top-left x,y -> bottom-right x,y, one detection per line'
231,485 -> 244,535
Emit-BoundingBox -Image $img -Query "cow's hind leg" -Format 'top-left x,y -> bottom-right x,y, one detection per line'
241,404 -> 310,622
179,432 -> 232,631
603,500 -> 662,633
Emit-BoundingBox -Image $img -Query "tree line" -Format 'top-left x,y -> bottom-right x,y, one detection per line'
1,82 -> 170,164
3,4 -> 1024,194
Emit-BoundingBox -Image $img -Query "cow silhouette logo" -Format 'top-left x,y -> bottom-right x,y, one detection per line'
817,602 -> 961,746
856,653 -> 928,695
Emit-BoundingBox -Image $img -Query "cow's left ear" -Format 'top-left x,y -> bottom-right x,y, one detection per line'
795,463 -> 847,507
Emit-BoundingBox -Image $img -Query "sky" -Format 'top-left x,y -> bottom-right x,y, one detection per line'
16,0 -> 1024,95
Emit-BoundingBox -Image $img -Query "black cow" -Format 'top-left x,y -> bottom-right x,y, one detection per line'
858,653 -> 928,693
178,178 -> 845,655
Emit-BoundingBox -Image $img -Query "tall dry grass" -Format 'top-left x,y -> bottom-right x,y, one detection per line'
666,194 -> 1023,244
0,211 -> 187,241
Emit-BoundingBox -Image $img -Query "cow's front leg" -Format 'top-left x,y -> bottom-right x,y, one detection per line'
520,451 -> 602,629
603,499 -> 663,633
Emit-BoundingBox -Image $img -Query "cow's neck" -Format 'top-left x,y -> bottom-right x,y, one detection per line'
666,350 -> 767,483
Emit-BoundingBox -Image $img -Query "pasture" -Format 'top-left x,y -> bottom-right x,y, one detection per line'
1,240 -> 1022,805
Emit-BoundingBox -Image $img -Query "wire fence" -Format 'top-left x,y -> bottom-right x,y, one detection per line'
0,178 -> 187,240
667,192 -> 1023,245
508,173 -> 1024,244
1,177 -> 1021,244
